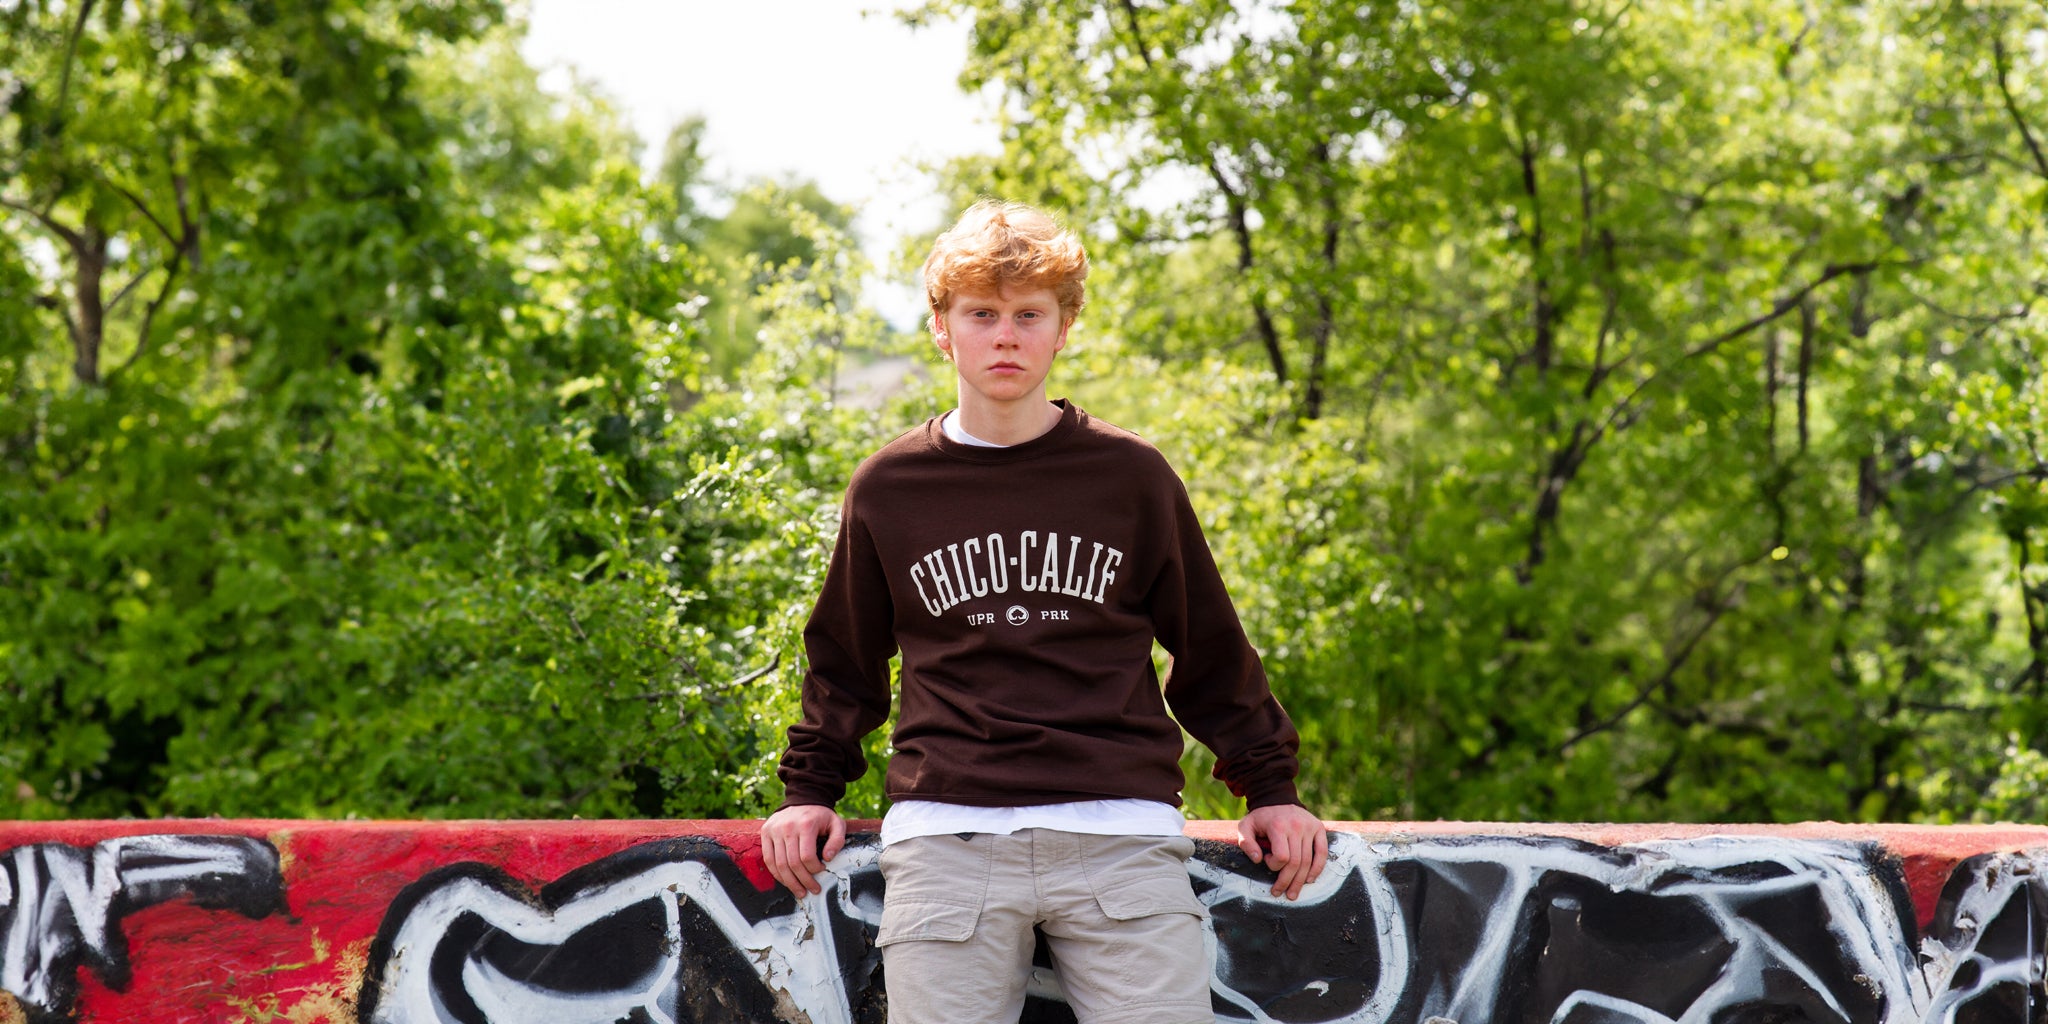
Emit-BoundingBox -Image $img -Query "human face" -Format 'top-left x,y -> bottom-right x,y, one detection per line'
932,286 -> 1070,412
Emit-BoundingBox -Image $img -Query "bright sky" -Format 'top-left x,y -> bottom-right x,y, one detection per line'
518,0 -> 1003,325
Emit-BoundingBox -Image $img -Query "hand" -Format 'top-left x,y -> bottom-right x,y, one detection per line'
1236,803 -> 1328,901
761,804 -> 848,897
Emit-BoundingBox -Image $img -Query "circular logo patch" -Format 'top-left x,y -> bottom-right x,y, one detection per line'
1006,605 -> 1029,625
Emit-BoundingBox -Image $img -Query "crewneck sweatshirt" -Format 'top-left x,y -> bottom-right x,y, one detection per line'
778,400 -> 1302,811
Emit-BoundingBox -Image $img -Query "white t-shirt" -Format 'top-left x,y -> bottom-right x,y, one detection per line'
878,409 -> 1187,847
882,797 -> 1187,846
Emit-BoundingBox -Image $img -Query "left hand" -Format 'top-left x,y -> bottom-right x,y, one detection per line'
1236,804 -> 1328,901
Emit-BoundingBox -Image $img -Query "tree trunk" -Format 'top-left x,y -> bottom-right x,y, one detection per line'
71,225 -> 108,386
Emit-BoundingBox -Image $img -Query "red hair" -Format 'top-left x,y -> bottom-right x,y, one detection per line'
923,199 -> 1089,328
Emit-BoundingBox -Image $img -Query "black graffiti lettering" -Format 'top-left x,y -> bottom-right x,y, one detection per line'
352,831 -> 2048,1024
0,834 -> 285,1023
358,837 -> 887,1024
1922,851 -> 2048,1023
1,829 -> 2036,1023
1183,835 -> 1984,1024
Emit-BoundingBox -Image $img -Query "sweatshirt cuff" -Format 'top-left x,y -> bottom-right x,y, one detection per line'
1241,779 -> 1302,811
776,782 -> 844,811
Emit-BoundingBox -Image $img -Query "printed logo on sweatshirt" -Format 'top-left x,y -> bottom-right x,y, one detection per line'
909,531 -> 1125,618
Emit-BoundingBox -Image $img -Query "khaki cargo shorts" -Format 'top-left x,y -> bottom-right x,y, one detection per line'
876,828 -> 1213,1024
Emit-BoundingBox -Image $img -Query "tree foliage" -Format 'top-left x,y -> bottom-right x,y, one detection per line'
0,1 -> 886,819
916,0 -> 2048,822
11,0 -> 2048,827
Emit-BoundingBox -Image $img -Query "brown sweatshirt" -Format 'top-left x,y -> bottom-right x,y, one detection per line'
777,401 -> 1302,812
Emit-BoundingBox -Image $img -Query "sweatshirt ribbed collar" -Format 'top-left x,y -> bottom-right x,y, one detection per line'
925,399 -> 1082,464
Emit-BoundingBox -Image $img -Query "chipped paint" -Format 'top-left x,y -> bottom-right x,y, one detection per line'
0,821 -> 2039,1022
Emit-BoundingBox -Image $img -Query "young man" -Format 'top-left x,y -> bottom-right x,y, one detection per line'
762,199 -> 1325,1023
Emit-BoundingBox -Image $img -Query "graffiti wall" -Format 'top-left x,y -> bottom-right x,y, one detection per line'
0,820 -> 2042,1023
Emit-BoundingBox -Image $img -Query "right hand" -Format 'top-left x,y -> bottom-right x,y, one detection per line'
761,804 -> 848,897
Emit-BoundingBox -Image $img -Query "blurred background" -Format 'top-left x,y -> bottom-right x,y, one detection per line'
5,0 -> 2048,826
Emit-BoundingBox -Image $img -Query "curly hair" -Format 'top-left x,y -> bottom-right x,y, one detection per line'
922,198 -> 1089,328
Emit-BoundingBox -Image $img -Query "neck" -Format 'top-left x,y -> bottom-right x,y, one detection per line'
955,394 -> 1062,446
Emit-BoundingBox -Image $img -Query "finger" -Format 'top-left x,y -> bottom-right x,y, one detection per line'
794,836 -> 824,896
774,832 -> 822,897
1283,857 -> 1310,901
821,814 -> 847,864
764,835 -> 800,896
769,836 -> 798,896
793,833 -> 817,873
1266,831 -> 1297,895
801,825 -> 831,895
1236,818 -> 1264,864
1285,826 -> 1326,899
1271,827 -> 1296,867
1280,829 -> 1317,899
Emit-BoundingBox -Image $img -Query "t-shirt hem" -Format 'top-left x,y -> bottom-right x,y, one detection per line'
880,797 -> 1188,846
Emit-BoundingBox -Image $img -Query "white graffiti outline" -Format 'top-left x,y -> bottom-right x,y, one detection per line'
362,832 -> 2045,1024
1191,834 -> 1409,1024
1921,851 -> 2045,1024
367,844 -> 882,1024
1188,834 -> 1960,1024
0,834 -> 283,1020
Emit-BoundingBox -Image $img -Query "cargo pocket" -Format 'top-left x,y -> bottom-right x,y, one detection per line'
1080,834 -> 1207,921
876,899 -> 981,946
1091,875 -> 1208,922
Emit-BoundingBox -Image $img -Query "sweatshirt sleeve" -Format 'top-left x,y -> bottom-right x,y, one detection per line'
776,489 -> 898,810
1149,471 -> 1304,810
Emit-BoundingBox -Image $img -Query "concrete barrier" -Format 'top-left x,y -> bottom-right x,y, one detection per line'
0,819 -> 2041,1023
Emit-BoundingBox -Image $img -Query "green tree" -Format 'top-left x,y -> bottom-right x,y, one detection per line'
0,4 -> 854,819
917,0 -> 2048,823
655,114 -> 714,246
691,179 -> 860,379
